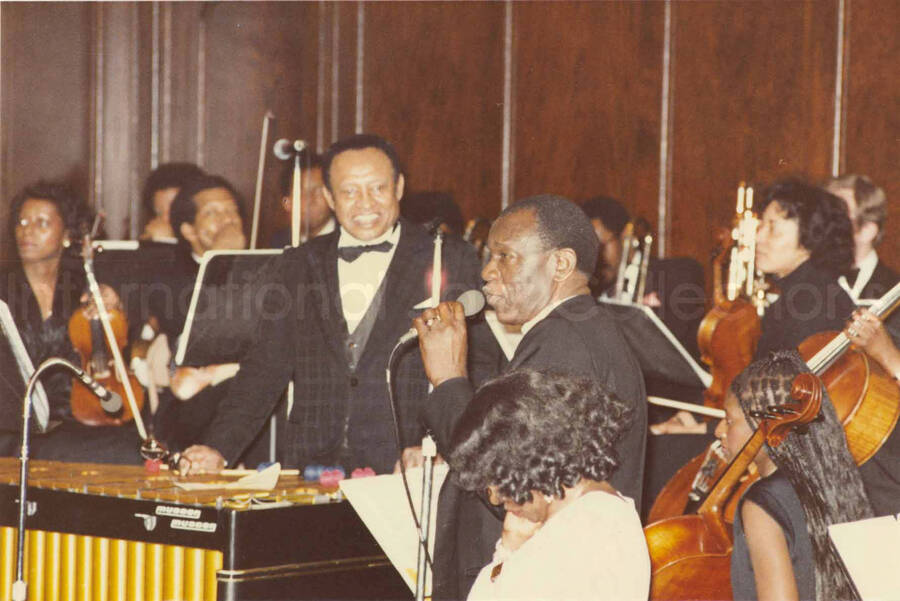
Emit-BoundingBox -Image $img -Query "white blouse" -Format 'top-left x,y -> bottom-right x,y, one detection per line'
467,491 -> 650,601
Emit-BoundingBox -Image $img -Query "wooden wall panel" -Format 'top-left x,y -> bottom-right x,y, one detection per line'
512,1 -> 664,226
159,2 -> 204,168
0,2 -> 93,256
361,1 -> 506,221
842,0 -> 900,266
202,1 -> 319,246
668,0 -> 838,268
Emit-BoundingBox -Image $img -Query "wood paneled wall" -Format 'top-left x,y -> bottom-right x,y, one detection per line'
2,0 -> 897,272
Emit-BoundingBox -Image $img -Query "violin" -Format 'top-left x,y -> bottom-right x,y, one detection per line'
67,236 -> 145,426
645,372 -> 824,600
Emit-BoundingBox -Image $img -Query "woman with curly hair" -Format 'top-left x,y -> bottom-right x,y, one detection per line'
449,369 -> 650,600
753,179 -> 856,358
716,351 -> 872,600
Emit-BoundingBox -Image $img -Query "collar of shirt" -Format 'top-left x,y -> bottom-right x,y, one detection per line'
337,222 -> 402,333
520,295 -> 577,336
337,221 -> 400,251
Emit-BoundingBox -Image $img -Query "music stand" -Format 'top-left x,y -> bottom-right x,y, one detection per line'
174,250 -> 284,463
598,298 -> 712,390
175,250 -> 282,366
0,300 -> 50,433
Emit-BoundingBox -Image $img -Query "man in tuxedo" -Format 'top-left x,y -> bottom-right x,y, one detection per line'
828,174 -> 900,516
415,195 -> 646,599
825,174 -> 898,303
180,134 -> 494,474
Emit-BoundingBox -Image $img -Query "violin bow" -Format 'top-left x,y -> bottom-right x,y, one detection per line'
79,235 -> 149,441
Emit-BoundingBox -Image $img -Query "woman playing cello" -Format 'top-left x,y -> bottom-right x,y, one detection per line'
754,179 -> 856,358
716,352 -> 872,600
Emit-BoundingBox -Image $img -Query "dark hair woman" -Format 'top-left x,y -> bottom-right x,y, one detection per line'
3,182 -> 91,434
753,179 -> 856,358
1,181 -> 141,463
449,369 -> 650,600
715,351 -> 873,600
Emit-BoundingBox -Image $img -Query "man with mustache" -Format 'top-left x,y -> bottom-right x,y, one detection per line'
415,194 -> 647,600
180,134 -> 496,476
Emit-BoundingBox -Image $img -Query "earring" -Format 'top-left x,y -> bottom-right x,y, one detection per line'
543,494 -> 554,504
62,239 -> 71,248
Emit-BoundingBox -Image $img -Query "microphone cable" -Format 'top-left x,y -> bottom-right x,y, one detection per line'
386,337 -> 435,572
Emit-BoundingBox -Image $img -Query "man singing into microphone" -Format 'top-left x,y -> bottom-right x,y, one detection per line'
181,134 -> 498,474
415,195 -> 647,600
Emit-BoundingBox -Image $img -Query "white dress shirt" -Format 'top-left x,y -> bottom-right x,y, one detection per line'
337,223 -> 401,333
520,295 -> 577,337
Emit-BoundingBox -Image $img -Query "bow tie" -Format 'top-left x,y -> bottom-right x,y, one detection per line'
337,240 -> 394,263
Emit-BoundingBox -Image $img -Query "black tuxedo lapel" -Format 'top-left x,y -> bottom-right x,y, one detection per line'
861,260 -> 900,301
305,234 -> 352,366
359,221 -> 433,365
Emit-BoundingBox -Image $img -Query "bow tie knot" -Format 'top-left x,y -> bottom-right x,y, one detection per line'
337,240 -> 394,263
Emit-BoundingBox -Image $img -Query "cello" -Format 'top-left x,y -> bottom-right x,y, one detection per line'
646,372 -> 824,600
696,184 -> 765,412
649,185 -> 765,522
649,279 -> 900,522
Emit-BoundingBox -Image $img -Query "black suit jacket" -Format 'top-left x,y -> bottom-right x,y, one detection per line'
202,219 -> 495,473
422,294 -> 647,600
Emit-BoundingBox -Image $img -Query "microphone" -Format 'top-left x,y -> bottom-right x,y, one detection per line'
71,364 -> 123,414
397,289 -> 486,346
273,138 -> 307,160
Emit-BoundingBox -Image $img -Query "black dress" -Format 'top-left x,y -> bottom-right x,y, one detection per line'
731,472 -> 816,601
0,258 -> 143,464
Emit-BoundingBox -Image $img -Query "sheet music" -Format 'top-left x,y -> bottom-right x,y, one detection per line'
598,298 -> 712,389
340,465 -> 448,596
0,300 -> 49,430
828,514 -> 900,600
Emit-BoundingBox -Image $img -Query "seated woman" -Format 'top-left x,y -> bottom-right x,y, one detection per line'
716,351 -> 873,600
0,181 -> 142,463
754,179 -> 856,358
449,369 -> 650,601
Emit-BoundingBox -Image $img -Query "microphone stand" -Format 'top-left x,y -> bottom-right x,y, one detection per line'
13,357 -> 73,601
12,357 -> 182,601
415,434 -> 436,601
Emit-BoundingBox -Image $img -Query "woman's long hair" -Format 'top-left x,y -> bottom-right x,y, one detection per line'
731,352 -> 873,600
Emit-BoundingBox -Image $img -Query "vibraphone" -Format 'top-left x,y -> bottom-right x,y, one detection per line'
0,459 -> 409,601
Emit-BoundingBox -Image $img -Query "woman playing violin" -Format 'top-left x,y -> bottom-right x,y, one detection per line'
754,180 -> 856,358
0,181 -> 141,463
715,352 -> 872,600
